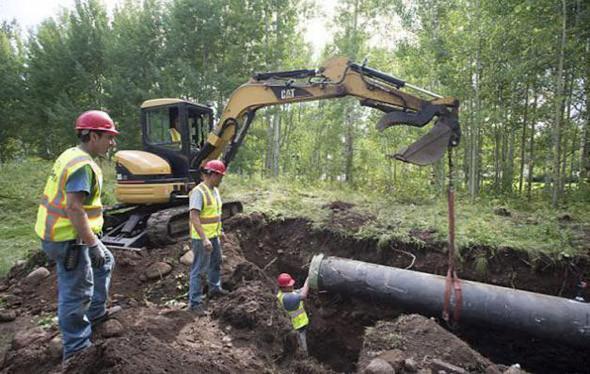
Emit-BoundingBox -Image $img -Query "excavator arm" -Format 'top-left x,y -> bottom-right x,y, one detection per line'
193,57 -> 460,169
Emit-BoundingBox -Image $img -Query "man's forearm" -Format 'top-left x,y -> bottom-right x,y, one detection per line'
66,206 -> 97,245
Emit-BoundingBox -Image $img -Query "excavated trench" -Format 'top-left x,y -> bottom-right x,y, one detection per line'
1,210 -> 589,374
226,214 -> 590,374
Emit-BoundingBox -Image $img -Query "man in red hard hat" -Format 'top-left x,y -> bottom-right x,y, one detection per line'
35,110 -> 119,361
187,159 -> 229,314
277,273 -> 310,355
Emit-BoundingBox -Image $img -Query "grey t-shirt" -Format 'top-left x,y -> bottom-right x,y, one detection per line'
189,185 -> 220,211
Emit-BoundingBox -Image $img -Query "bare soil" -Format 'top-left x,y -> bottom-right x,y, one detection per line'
1,204 -> 589,374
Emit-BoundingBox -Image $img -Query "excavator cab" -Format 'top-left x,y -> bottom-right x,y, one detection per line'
103,99 -> 242,248
114,99 -> 212,204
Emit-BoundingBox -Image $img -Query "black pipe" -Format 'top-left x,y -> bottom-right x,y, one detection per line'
308,254 -> 590,347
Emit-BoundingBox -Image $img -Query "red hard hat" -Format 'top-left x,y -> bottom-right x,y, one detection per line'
75,110 -> 119,135
203,160 -> 226,175
277,273 -> 295,288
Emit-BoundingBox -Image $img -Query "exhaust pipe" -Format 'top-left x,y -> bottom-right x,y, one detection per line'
308,254 -> 590,347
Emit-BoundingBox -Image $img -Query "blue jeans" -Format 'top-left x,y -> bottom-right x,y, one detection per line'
188,237 -> 222,308
42,240 -> 114,360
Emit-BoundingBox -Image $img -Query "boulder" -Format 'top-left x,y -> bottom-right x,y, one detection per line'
12,327 -> 48,350
23,267 -> 50,286
145,262 -> 173,280
180,251 -> 194,266
0,310 -> 17,322
100,319 -> 124,338
365,358 -> 395,374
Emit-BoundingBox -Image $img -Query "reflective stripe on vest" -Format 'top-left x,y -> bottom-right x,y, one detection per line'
190,182 -> 222,239
277,290 -> 309,330
35,147 -> 103,241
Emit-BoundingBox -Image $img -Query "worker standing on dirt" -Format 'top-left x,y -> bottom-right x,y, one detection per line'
277,273 -> 310,355
188,159 -> 229,314
34,110 -> 119,361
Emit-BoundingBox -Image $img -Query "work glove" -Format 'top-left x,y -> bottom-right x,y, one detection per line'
89,240 -> 108,269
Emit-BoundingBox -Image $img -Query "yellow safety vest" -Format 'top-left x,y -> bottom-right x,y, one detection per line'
35,147 -> 103,242
189,182 -> 222,239
169,128 -> 181,142
277,290 -> 309,330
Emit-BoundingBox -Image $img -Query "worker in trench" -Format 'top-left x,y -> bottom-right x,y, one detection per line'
34,110 -> 120,361
277,273 -> 310,355
187,160 -> 230,314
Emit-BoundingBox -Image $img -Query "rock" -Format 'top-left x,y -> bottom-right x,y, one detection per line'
11,287 -> 22,295
365,358 -> 395,374
145,262 -> 173,280
12,327 -> 48,350
558,213 -> 573,222
493,207 -> 511,217
5,294 -> 22,306
404,358 -> 418,372
0,283 -> 8,292
46,335 -> 62,359
180,251 -> 194,266
118,257 -> 137,267
485,365 -> 503,374
503,364 -> 525,374
23,267 -> 50,286
417,370 -> 432,374
0,310 -> 17,322
431,359 -> 467,374
100,319 -> 124,338
139,274 -> 147,282
378,349 -> 405,370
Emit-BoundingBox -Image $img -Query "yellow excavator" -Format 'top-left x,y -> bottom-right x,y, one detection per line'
101,57 -> 460,248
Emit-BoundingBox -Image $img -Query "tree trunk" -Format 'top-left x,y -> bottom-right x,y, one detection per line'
344,105 -> 354,184
581,36 -> 590,184
518,83 -> 529,194
551,0 -> 567,207
527,92 -> 538,200
271,110 -> 281,177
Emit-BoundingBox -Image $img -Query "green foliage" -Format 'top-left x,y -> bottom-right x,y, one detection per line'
0,158 -> 117,277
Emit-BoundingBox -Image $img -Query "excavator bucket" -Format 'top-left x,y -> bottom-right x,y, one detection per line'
377,103 -> 460,166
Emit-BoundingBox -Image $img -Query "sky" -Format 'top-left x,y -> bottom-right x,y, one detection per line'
0,0 -> 336,56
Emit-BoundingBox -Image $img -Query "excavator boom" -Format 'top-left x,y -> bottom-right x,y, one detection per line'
193,57 -> 460,168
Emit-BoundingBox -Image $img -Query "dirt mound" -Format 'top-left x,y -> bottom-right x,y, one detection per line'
321,201 -> 374,233
358,314 -> 500,373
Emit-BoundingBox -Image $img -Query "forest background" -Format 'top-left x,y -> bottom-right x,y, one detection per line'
1,0 -> 589,273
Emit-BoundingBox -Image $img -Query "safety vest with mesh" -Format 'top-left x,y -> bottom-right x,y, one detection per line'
190,182 -> 222,239
35,147 -> 103,242
277,290 -> 309,330
169,128 -> 181,142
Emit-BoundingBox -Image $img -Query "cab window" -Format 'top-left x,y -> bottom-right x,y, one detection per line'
145,107 -> 181,149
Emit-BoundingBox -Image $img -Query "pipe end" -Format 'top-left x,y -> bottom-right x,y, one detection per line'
308,253 -> 325,290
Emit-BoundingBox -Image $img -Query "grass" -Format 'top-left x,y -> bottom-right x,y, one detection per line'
1,158 -> 588,277
222,174 -> 590,259
0,158 -> 116,276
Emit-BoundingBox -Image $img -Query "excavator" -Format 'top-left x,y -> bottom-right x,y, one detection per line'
101,57 -> 460,248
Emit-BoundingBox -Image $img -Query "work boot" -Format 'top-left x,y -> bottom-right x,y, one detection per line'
189,304 -> 207,316
91,305 -> 122,328
207,288 -> 229,299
